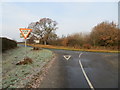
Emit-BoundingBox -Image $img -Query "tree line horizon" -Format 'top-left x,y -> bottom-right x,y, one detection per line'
27,18 -> 120,50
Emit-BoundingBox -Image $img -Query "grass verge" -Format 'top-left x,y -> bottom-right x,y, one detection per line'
2,46 -> 54,88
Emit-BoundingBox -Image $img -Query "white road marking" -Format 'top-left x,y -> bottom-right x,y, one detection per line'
79,53 -> 83,58
79,53 -> 95,90
63,55 -> 71,60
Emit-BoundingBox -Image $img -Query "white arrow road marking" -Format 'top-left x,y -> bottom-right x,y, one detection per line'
63,55 -> 71,60
79,53 -> 95,90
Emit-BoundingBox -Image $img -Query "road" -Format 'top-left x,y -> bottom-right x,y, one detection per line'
39,49 -> 118,89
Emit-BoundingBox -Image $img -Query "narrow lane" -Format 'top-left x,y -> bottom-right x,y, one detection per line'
39,49 -> 118,88
39,50 -> 90,88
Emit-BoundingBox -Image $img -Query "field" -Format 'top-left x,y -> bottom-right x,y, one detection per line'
2,45 -> 53,88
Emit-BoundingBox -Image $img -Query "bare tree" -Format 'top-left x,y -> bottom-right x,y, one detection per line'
28,18 -> 58,45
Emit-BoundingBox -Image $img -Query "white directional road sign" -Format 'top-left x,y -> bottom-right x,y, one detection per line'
63,55 -> 71,60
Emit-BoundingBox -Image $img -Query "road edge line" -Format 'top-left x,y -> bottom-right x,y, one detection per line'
79,53 -> 82,58
79,53 -> 95,90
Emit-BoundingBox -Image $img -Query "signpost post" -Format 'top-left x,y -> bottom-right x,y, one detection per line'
25,39 -> 27,57
19,28 -> 32,57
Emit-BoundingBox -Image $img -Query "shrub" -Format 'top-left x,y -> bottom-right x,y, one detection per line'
83,44 -> 91,49
33,47 -> 41,50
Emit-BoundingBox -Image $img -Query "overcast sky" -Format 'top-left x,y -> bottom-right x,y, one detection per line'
1,0 -> 118,41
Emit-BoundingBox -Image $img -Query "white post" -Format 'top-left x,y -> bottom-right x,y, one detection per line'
25,39 -> 27,57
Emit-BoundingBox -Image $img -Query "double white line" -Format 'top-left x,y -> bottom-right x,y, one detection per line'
79,53 -> 95,90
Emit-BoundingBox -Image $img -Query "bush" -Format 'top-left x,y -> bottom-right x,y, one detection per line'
1,37 -> 17,52
83,44 -> 91,49
33,47 -> 41,50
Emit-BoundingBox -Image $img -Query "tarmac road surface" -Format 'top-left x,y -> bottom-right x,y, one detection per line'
39,49 -> 118,89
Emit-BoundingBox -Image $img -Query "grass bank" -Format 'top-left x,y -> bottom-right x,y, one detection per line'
19,43 -> 119,53
2,46 -> 54,88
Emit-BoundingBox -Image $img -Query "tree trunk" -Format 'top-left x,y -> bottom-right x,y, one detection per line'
44,40 -> 46,45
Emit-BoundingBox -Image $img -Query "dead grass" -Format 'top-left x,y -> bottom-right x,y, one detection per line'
16,57 -> 33,65
19,43 -> 120,53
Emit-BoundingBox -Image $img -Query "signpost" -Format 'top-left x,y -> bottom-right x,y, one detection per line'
19,28 -> 32,57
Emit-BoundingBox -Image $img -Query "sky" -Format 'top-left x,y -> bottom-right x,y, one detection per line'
1,0 -> 119,42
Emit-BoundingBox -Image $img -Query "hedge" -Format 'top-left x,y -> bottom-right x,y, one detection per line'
1,37 -> 17,52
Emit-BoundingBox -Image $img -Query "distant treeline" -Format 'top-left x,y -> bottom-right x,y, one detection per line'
1,37 -> 17,52
47,21 -> 120,50
27,21 -> 120,50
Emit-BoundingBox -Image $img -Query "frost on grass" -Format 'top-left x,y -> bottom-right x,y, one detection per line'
2,46 -> 53,88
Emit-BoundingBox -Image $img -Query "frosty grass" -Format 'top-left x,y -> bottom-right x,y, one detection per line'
2,45 -> 53,88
